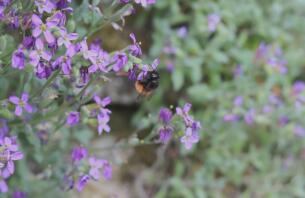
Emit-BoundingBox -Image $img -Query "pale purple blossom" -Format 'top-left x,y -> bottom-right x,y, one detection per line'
176,103 -> 193,126
177,26 -> 188,38
244,109 -> 255,125
57,28 -> 78,48
294,125 -> 305,137
180,127 -> 199,150
255,42 -> 269,61
35,0 -> 55,14
88,157 -> 112,181
31,14 -> 57,44
267,58 -> 287,74
9,93 -> 33,116
292,81 -> 305,96
29,38 -> 52,67
0,137 -> 23,177
223,113 -> 239,122
112,52 -> 128,72
159,127 -> 173,143
88,50 -> 110,73
80,39 -> 97,62
97,113 -> 110,135
129,33 -> 142,57
71,146 -> 88,163
12,48 -> 25,70
134,0 -> 156,7
233,96 -> 243,107
159,108 -> 172,124
88,157 -> 104,180
207,13 -> 220,32
66,111 -> 80,126
76,175 -> 90,192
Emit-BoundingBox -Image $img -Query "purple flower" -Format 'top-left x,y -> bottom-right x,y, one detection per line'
112,52 -> 128,72
80,39 -> 97,62
128,64 -> 138,81
278,116 -> 289,127
102,161 -> 112,180
57,28 -> 78,48
79,66 -> 90,85
129,33 -> 142,57
35,61 -> 52,79
29,38 -> 52,67
267,58 -> 287,74
88,50 -> 110,73
223,113 -> 239,122
35,0 -> 55,14
71,146 -> 88,163
97,113 -> 110,135
56,0 -> 72,9
0,119 -> 9,140
292,81 -> 305,96
53,55 -> 72,75
244,109 -> 255,125
159,108 -> 172,124
134,0 -> 156,7
22,36 -> 35,49
88,157 -> 112,181
159,127 -> 173,143
207,13 -> 220,32
7,9 -> 19,29
47,10 -> 66,27
12,48 -> 26,70
176,103 -> 193,126
177,26 -> 188,38
9,93 -> 33,116
90,38 -> 102,51
294,125 -> 305,137
12,190 -> 27,198
88,157 -> 104,180
0,137 -> 23,176
76,175 -> 90,192
94,96 -> 112,111
31,14 -> 57,44
66,111 -> 80,126
234,65 -> 243,77
180,127 -> 199,150
233,96 -> 243,107
255,42 -> 269,61
120,0 -> 129,3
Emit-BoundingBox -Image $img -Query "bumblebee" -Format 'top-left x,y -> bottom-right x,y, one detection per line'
135,70 -> 160,97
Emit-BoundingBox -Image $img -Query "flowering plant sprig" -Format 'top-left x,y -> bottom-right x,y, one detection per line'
0,0 -> 204,196
157,103 -> 202,150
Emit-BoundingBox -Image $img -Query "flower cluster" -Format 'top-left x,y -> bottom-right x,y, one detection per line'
0,137 -> 23,193
66,146 -> 112,192
93,95 -> 112,135
254,42 -> 287,74
158,104 -> 201,150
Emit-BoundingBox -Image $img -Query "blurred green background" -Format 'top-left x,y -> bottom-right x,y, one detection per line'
93,0 -> 305,197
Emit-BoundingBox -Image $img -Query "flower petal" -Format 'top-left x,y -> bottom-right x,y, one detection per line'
9,96 -> 19,104
15,106 -> 23,116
